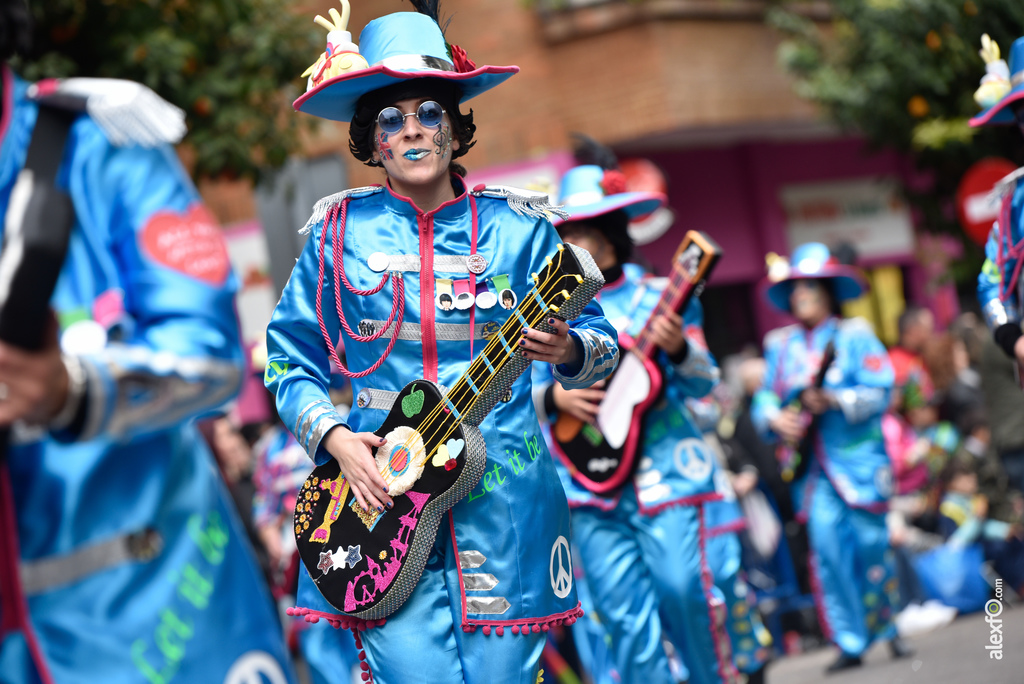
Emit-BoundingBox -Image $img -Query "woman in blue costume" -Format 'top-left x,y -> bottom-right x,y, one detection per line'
0,2 -> 294,681
751,243 -> 909,673
264,3 -> 618,683
971,33 -> 1024,494
533,148 -> 741,684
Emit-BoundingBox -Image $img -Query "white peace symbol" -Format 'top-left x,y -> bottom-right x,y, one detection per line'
673,438 -> 713,482
549,535 -> 573,599
223,651 -> 288,684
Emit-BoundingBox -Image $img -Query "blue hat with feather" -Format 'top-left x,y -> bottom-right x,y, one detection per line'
293,1 -> 517,122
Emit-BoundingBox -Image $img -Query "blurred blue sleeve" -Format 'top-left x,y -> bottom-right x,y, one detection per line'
64,125 -> 243,442
659,297 -> 719,399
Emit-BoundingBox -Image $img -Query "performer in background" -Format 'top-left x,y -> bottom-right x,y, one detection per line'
0,1 -> 294,681
533,141 -> 740,684
972,33 -> 1024,494
752,243 -> 909,673
265,3 -> 617,682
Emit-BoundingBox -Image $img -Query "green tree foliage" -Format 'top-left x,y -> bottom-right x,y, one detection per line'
14,0 -> 320,181
769,0 -> 1024,252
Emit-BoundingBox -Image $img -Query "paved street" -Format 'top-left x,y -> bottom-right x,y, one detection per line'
766,604 -> 1023,684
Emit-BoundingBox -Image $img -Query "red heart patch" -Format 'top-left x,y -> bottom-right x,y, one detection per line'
140,203 -> 230,286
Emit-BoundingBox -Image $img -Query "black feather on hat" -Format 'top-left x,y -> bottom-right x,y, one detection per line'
561,133 -> 634,264
404,0 -> 452,35
572,133 -> 620,172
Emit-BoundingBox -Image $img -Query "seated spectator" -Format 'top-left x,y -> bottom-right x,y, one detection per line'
938,458 -> 1024,596
923,332 -> 985,434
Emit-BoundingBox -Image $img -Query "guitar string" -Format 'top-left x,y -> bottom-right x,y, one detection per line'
634,257 -> 696,358
392,249 -> 567,456
376,250 -> 575,487
384,256 -> 570,480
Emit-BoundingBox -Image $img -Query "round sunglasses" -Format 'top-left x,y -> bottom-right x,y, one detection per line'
377,101 -> 447,135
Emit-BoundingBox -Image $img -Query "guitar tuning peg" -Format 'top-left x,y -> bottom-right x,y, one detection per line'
549,304 -> 560,313
573,274 -> 583,284
531,273 -> 539,283
560,290 -> 571,299
545,256 -> 553,267
556,243 -> 565,252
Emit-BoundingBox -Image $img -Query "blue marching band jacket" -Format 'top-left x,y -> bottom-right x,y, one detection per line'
751,316 -> 895,513
0,71 -> 295,682
534,263 -> 724,513
265,180 -> 619,631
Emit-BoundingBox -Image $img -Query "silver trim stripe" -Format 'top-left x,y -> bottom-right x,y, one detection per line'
356,388 -> 400,411
361,319 -> 492,341
308,413 -> 346,461
385,254 -> 472,273
20,529 -> 162,595
458,550 -> 487,569
294,400 -> 329,443
466,596 -> 511,615
299,405 -> 336,449
463,573 -> 499,591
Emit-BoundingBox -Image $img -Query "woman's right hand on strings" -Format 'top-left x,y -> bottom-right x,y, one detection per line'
322,426 -> 394,512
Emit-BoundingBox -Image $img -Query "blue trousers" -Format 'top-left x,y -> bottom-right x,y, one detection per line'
804,473 -> 897,657
360,521 -> 545,684
571,489 -> 736,684
703,532 -> 772,674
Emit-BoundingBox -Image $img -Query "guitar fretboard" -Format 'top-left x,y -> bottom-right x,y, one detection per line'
633,257 -> 700,361
414,244 -> 588,452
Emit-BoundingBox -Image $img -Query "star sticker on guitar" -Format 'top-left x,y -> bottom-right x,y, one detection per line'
343,544 -> 362,568
317,550 -> 334,574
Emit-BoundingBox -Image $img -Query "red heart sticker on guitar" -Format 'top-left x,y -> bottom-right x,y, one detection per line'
140,203 -> 230,286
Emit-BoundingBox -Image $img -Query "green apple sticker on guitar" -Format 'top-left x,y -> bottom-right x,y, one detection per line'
293,243 -> 604,620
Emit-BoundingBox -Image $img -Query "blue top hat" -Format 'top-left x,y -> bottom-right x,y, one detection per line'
294,6 -> 518,122
765,242 -> 867,313
970,35 -> 1024,127
552,165 -> 666,227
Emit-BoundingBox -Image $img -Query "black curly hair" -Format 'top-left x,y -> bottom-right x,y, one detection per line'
348,78 -> 476,178
558,210 -> 632,266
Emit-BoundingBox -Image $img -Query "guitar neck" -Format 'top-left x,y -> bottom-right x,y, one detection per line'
439,243 -> 601,432
632,266 -> 697,361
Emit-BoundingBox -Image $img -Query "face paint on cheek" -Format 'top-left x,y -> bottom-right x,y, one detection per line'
376,131 -> 394,161
433,122 -> 452,158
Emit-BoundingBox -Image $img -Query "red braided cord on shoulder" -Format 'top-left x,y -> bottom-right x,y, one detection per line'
315,198 -> 405,378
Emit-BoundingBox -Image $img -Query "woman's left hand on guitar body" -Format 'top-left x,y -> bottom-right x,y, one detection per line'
552,381 -> 606,423
520,318 -> 580,365
648,310 -> 686,358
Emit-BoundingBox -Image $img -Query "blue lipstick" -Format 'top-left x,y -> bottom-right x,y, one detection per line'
403,149 -> 430,161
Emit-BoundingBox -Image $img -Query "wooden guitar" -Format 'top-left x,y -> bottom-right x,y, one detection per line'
293,243 -> 603,620
550,231 -> 721,494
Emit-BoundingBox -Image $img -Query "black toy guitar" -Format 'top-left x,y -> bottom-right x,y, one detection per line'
294,243 -> 603,620
550,231 -> 721,493
776,340 -> 836,483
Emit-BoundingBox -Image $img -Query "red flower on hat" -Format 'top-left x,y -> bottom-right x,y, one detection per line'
600,170 -> 627,196
449,44 -> 477,73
